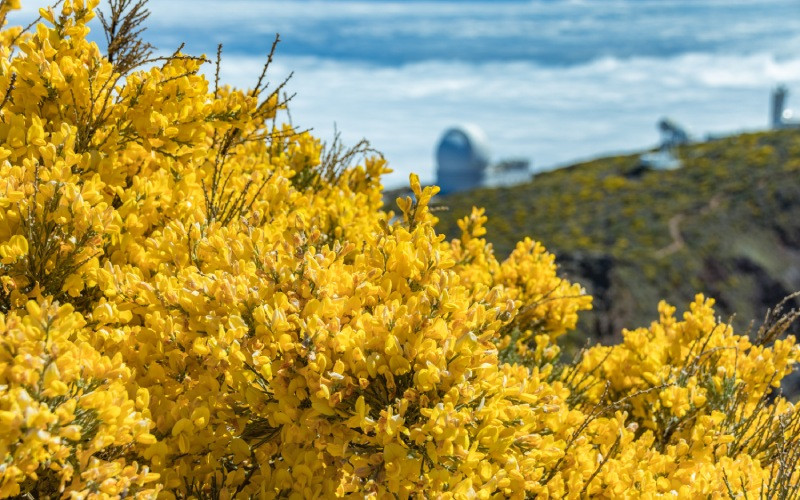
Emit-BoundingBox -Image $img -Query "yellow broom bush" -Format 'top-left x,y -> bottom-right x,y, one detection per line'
0,0 -> 798,498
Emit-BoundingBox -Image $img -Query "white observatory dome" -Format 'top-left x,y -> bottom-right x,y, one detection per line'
436,125 -> 491,194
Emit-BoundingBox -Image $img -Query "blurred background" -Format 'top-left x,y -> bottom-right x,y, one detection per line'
13,0 -> 800,188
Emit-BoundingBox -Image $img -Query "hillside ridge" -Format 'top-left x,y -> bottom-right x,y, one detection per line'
434,129 -> 800,347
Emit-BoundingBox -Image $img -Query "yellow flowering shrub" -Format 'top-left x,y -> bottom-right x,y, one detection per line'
0,300 -> 158,497
560,295 -> 800,497
0,1 -> 798,498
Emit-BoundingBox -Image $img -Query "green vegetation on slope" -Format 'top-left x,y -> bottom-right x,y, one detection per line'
435,130 -> 800,346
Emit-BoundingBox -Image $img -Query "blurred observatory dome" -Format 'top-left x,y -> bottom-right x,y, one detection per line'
436,124 -> 491,194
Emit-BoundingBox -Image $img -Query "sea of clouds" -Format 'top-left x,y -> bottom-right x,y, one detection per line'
219,51 -> 800,188
10,0 -> 800,187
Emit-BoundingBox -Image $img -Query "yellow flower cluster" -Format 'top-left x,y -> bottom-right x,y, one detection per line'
558,295 -> 800,497
0,1 -> 798,498
0,301 -> 158,497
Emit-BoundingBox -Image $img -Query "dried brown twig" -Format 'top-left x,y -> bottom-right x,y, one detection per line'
98,0 -> 155,74
754,291 -> 800,347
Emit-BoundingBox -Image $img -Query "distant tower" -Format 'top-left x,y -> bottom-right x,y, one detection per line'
435,125 -> 491,195
772,85 -> 788,129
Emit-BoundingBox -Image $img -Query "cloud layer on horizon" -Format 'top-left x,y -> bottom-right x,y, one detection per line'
214,50 -> 800,187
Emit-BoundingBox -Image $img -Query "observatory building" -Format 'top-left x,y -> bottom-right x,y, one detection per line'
436,125 -> 491,194
435,125 -> 530,195
638,117 -> 690,171
771,86 -> 800,130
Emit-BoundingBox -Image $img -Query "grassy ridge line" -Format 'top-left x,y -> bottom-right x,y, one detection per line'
434,129 -> 800,347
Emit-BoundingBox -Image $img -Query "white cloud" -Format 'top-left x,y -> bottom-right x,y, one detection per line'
203,51 -> 800,188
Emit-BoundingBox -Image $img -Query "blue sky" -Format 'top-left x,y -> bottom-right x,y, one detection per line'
10,0 -> 800,187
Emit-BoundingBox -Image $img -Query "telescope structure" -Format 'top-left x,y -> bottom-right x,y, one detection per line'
772,86 -> 800,130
